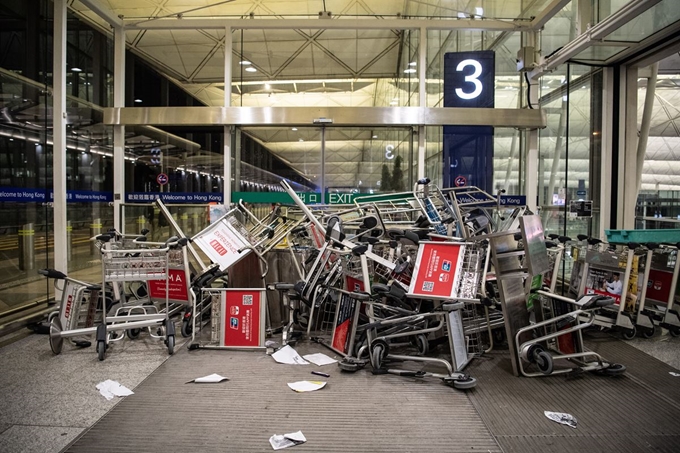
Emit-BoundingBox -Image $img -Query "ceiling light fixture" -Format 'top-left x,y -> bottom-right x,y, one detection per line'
475,7 -> 484,17
457,12 -> 466,19
264,83 -> 271,90
403,68 -> 416,74
239,60 -> 251,65
299,138 -> 304,142
291,127 -> 298,131
390,101 -> 398,105
134,99 -> 143,103
409,62 -> 417,66
72,67 -> 82,72
245,67 -> 257,72
372,135 -> 377,138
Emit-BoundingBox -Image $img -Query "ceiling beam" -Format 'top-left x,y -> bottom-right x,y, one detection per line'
78,0 -> 123,28
124,17 -> 527,31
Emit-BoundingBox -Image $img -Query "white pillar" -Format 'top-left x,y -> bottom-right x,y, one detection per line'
636,62 -> 658,191
224,27 -> 232,208
621,66 -> 638,229
53,0 -> 67,274
113,24 -> 126,231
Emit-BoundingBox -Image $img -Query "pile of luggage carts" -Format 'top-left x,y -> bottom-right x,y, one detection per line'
39,176 -> 633,388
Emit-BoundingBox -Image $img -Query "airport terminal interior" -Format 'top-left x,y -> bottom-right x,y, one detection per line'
1,0 -> 680,452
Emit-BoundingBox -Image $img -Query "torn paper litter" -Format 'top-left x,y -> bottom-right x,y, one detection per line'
269,431 -> 306,450
302,352 -> 337,366
271,345 -> 309,365
96,380 -> 134,401
544,411 -> 577,428
287,381 -> 327,392
186,373 -> 229,384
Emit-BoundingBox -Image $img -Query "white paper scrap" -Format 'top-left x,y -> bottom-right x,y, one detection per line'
269,431 -> 307,450
302,353 -> 337,366
96,380 -> 134,401
271,345 -> 309,365
669,372 -> 680,377
544,411 -> 577,429
187,373 -> 229,384
287,380 -> 327,393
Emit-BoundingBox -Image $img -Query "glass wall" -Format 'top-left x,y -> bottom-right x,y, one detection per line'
538,65 -> 601,239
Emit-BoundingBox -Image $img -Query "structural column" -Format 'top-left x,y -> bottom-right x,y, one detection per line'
113,24 -> 126,231
53,0 -> 68,274
621,66 -> 639,229
223,27 -> 232,208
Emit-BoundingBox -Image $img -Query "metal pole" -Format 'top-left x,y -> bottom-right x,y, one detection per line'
320,125 -> 326,204
419,26 -> 427,108
417,126 -> 425,181
224,27 -> 232,208
53,0 -> 68,276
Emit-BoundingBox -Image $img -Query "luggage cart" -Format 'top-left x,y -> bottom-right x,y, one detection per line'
576,241 -> 641,339
96,239 -> 184,360
413,178 -> 457,236
516,291 -> 627,377
632,242 -> 680,337
363,240 -> 481,390
185,205 -> 276,349
39,269 -> 102,354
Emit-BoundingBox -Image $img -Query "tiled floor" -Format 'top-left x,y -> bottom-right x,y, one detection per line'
0,328 -> 181,453
1,322 -> 679,453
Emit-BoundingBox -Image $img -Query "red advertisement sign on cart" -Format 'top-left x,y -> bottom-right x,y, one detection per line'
221,290 -> 265,348
148,268 -> 190,304
331,276 -> 364,354
408,242 -> 465,300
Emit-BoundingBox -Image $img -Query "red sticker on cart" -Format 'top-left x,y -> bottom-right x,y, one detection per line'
222,290 -> 262,347
148,269 -> 189,303
408,242 -> 464,299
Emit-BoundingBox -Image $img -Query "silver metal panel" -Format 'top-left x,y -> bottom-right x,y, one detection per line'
104,106 -> 547,129
519,215 -> 551,276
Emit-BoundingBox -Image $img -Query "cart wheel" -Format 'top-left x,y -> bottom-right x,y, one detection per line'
97,340 -> 106,361
370,340 -> 389,369
414,334 -> 429,355
535,350 -> 553,375
47,310 -> 59,323
669,327 -> 680,337
641,325 -> 655,339
181,319 -> 192,338
604,363 -> 626,376
622,326 -> 636,340
452,376 -> 477,390
127,328 -> 141,340
492,328 -> 506,345
166,335 -> 175,355
293,310 -> 309,329
49,317 -> 64,355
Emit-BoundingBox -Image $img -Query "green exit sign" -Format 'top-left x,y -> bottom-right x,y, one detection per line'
231,192 -> 358,205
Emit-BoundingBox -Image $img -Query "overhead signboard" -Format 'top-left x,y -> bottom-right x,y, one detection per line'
443,50 -> 495,193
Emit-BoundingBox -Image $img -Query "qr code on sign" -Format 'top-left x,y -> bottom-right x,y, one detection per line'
242,295 -> 253,305
422,281 -> 434,292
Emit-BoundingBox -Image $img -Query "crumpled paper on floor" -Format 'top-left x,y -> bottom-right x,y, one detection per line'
96,380 -> 134,400
544,411 -> 577,428
269,430 -> 306,450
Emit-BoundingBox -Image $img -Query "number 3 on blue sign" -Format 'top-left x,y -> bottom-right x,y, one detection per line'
455,59 -> 483,100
